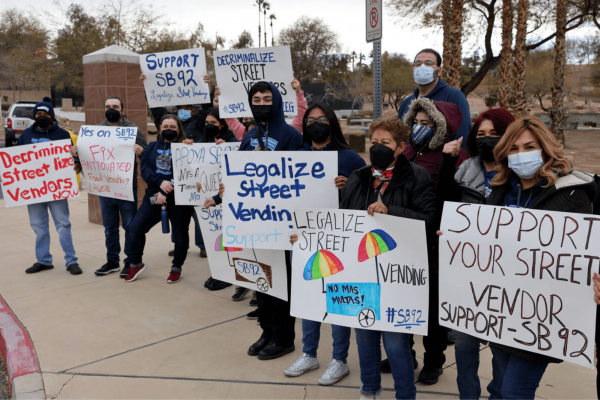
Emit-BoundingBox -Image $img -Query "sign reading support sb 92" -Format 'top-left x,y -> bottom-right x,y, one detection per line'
140,48 -> 211,108
366,0 -> 382,43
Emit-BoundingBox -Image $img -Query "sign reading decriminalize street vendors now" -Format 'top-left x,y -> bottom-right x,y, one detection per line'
439,202 -> 600,368
0,139 -> 79,207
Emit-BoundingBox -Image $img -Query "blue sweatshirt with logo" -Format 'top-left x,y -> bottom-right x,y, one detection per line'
17,121 -> 72,145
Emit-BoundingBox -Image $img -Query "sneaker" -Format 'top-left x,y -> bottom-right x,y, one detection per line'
249,292 -> 258,307
232,287 -> 250,301
247,310 -> 259,320
200,248 -> 207,258
95,261 -> 120,276
167,271 -> 182,283
168,249 -> 175,257
418,366 -> 443,385
66,263 -> 83,275
125,264 -> 147,282
284,353 -> 319,377
359,391 -> 382,400
25,263 -> 54,274
207,279 -> 231,291
318,359 -> 349,385
120,264 -> 130,279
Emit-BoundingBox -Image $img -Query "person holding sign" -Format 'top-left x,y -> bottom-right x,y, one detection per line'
70,96 -> 147,278
200,108 -> 238,144
338,117 -> 436,400
124,115 -> 195,284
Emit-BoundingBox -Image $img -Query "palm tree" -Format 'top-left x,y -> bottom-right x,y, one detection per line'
254,0 -> 264,47
263,2 -> 270,48
498,0 -> 514,109
512,0 -> 529,117
448,0 -> 464,89
351,51 -> 357,70
269,14 -> 276,46
441,0 -> 453,82
550,0 -> 567,144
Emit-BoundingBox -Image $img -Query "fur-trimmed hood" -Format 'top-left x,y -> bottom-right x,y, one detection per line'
403,98 -> 463,150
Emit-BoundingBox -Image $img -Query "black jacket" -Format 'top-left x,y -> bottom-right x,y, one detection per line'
150,105 -> 212,143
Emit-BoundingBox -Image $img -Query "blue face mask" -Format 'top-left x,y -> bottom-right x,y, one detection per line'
413,65 -> 437,85
412,124 -> 434,146
507,150 -> 544,179
178,109 -> 192,121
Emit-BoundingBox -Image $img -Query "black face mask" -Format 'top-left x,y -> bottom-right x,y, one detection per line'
35,116 -> 52,129
205,123 -> 220,138
162,129 -> 178,142
306,122 -> 331,144
370,143 -> 397,170
252,105 -> 272,123
476,136 -> 501,163
105,108 -> 121,123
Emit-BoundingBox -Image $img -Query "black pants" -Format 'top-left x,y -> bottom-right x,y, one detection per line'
256,250 -> 295,347
410,271 -> 447,368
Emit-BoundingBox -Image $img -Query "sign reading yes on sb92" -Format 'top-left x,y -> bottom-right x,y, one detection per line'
140,48 -> 211,108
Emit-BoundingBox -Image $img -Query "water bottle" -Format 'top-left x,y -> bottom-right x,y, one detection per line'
161,205 -> 170,234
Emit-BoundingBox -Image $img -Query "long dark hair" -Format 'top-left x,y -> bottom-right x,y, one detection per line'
302,103 -> 350,150
158,114 -> 186,143
201,107 -> 230,143
466,108 -> 515,157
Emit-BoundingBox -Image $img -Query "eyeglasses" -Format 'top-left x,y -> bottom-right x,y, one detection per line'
413,60 -> 437,68
305,116 -> 329,125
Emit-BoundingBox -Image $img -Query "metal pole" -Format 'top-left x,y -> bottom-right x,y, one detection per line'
372,39 -> 382,120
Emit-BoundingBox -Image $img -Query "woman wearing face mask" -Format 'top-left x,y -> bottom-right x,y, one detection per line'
436,108 -> 514,400
201,108 -> 238,143
283,103 -> 365,386
123,115 -> 196,284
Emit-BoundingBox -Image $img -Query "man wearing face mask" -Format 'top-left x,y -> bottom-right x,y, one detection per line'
397,48 -> 471,149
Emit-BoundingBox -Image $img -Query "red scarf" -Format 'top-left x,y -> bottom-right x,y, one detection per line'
371,167 -> 394,194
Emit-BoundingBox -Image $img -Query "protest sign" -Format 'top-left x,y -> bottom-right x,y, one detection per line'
140,48 -> 210,108
77,125 -> 136,201
291,209 -> 430,334
171,142 -> 240,206
0,139 -> 79,207
197,163 -> 288,300
213,46 -> 297,118
221,151 -> 338,250
439,202 -> 600,368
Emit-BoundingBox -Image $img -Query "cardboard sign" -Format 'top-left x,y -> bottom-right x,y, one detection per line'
0,139 -> 79,207
77,125 -> 136,201
197,163 -> 288,300
213,46 -> 297,118
140,48 -> 211,108
291,209 -> 430,334
439,202 -> 600,368
221,151 -> 339,250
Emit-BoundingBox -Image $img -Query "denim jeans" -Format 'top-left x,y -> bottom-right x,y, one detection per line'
128,193 -> 195,272
455,332 -> 481,399
302,319 -> 351,363
171,210 -> 204,249
487,348 -> 548,399
27,200 -> 77,267
99,191 -> 138,264
355,328 -> 416,400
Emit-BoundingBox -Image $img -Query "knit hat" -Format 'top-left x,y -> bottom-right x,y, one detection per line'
32,97 -> 55,121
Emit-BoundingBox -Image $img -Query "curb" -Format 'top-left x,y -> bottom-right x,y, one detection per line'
0,295 -> 44,399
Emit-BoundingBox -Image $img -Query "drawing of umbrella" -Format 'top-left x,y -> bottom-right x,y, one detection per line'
303,249 -> 344,293
215,234 -> 243,266
358,229 -> 397,284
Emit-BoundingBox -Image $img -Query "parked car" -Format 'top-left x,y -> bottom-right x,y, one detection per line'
4,101 -> 37,147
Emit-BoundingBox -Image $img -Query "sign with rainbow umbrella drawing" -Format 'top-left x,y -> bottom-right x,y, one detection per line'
291,209 -> 430,334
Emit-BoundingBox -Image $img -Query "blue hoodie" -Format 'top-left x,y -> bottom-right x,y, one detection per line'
141,137 -> 174,196
239,81 -> 303,152
298,142 -> 366,178
501,175 -> 547,208
17,121 -> 72,146
397,79 -> 471,148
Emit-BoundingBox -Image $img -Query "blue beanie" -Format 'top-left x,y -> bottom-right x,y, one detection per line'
32,97 -> 55,121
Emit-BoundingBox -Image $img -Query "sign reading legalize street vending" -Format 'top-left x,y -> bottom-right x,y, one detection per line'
213,46 -> 296,118
439,202 -> 600,368
291,209 -> 430,334
196,163 -> 288,300
221,151 -> 338,250
77,125 -> 136,201
140,48 -> 211,108
171,142 -> 240,206
0,139 -> 79,207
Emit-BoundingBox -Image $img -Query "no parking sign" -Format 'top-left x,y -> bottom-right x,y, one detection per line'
366,0 -> 382,43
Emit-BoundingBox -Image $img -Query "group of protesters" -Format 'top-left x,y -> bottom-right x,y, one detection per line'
7,46 -> 600,400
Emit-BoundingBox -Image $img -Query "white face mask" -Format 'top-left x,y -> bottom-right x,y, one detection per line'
508,150 -> 544,179
413,65 -> 437,85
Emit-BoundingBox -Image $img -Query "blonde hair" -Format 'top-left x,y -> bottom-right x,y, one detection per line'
491,116 -> 572,187
368,117 -> 409,145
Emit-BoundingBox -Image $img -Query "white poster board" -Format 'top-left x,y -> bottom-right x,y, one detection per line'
140,48 -> 210,108
197,163 -> 288,300
0,139 -> 79,207
221,151 -> 339,250
77,125 -> 136,201
213,46 -> 297,118
439,202 -> 600,368
291,209 -> 430,334
172,142 -> 241,206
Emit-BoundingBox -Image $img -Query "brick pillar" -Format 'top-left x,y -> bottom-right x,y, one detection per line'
83,45 -> 148,224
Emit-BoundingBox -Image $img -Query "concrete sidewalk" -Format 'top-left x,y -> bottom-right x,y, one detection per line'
0,192 -> 596,399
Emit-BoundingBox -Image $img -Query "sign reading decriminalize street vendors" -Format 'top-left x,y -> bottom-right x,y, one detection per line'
439,202 -> 600,368
0,139 -> 79,207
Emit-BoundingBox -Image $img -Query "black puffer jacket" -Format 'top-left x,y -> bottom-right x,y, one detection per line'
340,154 -> 437,236
436,155 -> 487,220
486,169 -> 596,364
